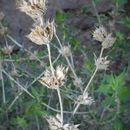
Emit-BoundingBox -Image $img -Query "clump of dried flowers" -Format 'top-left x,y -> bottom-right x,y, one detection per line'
93,26 -> 116,49
26,19 -> 56,45
76,92 -> 94,105
94,55 -> 110,70
59,45 -> 71,57
38,65 -> 68,89
17,0 -> 46,19
45,114 -> 80,130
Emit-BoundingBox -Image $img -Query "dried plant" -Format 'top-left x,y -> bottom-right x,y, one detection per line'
59,45 -> 71,57
27,19 -> 56,45
45,114 -> 80,130
0,0 -> 123,129
17,0 -> 46,19
38,65 -> 68,89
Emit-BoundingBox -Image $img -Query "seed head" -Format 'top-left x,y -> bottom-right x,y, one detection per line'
45,114 -> 80,130
102,33 -> 116,49
77,92 -> 94,105
17,0 -> 46,19
73,78 -> 83,88
93,26 -> 107,42
59,45 -> 71,57
38,65 -> 68,89
95,55 -> 110,70
26,19 -> 56,45
1,45 -> 14,55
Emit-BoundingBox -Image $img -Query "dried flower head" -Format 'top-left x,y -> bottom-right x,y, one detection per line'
76,92 -> 94,105
63,123 -> 80,130
59,45 -> 71,57
26,19 -> 56,45
17,0 -> 46,19
45,114 -> 80,130
73,78 -> 83,88
38,65 -> 68,89
102,33 -> 116,49
1,45 -> 14,55
95,55 -> 110,70
0,12 -> 4,20
0,26 -> 7,35
93,26 -> 107,42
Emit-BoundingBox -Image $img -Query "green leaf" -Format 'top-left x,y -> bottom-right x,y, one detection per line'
115,31 -> 125,41
122,17 -> 130,28
113,0 -> 119,3
102,97 -> 115,107
26,103 -> 48,117
112,119 -> 122,130
97,83 -> 114,95
24,100 -> 36,110
11,116 -> 27,128
31,86 -> 39,98
85,59 -> 92,71
40,86 -> 45,95
70,38 -> 80,46
117,86 -> 130,101
82,6 -> 92,13
56,11 -> 64,21
38,50 -> 44,57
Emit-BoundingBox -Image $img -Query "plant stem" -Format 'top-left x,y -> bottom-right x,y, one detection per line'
2,70 -> 34,98
99,47 -> 104,58
0,60 -> 6,103
55,34 -> 79,81
92,0 -> 102,26
73,68 -> 98,116
57,88 -> 63,127
65,56 -> 78,79
46,44 -> 54,75
55,33 -> 62,48
35,114 -> 40,130
7,34 -> 44,67
72,103 -> 80,116
83,67 -> 98,95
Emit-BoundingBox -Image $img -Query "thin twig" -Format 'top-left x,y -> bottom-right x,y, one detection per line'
57,88 -> 63,127
7,34 -> 44,67
0,60 -> 6,103
46,44 -> 54,75
83,67 -> 98,95
2,70 -> 34,98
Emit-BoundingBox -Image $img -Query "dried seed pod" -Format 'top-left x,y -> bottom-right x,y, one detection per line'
93,26 -> 107,42
59,45 -> 71,57
38,65 -> 68,89
95,55 -> 110,70
102,33 -> 116,49
26,19 -> 56,45
45,114 -> 80,130
77,92 -> 94,105
17,0 -> 46,19
73,78 -> 83,88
